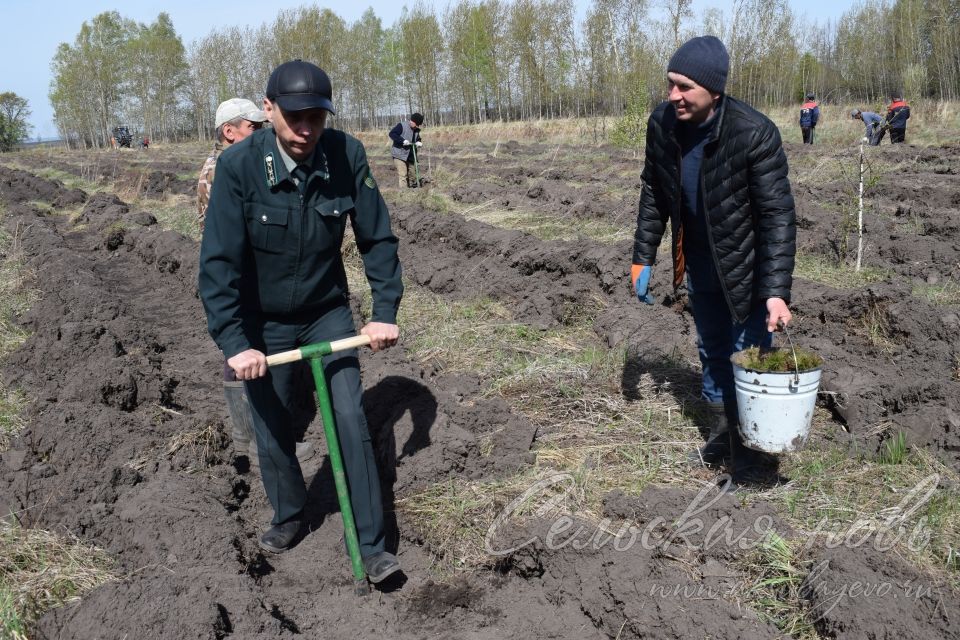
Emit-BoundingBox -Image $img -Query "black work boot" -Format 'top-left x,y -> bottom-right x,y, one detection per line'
688,403 -> 732,467
259,518 -> 303,553
362,551 -> 402,583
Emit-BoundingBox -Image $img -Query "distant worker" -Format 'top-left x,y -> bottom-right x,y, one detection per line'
388,113 -> 424,188
195,97 -> 312,470
850,109 -> 883,146
799,92 -> 820,144
141,137 -> 150,150
631,36 -> 796,486
882,92 -> 910,144
197,98 -> 268,225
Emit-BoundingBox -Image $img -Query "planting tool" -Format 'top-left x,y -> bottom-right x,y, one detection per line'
410,141 -> 422,187
266,334 -> 373,596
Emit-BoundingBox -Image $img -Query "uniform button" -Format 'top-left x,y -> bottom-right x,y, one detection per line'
261,215 -> 268,222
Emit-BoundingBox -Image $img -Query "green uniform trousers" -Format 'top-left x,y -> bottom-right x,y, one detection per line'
244,304 -> 385,556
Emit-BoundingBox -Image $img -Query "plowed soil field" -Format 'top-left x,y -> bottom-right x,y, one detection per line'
1,135 -> 958,639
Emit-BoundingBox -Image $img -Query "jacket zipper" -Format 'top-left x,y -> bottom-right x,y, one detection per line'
699,145 -> 741,324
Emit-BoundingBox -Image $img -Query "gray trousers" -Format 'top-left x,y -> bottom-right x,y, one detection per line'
244,304 -> 384,556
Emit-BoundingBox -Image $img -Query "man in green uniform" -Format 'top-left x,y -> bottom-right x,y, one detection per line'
199,60 -> 403,583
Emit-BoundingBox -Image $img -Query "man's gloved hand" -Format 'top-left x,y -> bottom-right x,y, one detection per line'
862,137 -> 869,144
402,139 -> 411,146
631,264 -> 655,305
415,141 -> 423,147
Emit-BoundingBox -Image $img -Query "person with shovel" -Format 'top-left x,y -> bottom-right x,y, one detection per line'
850,108 -> 883,145
881,92 -> 910,144
388,113 -> 424,188
630,36 -> 796,485
199,60 -> 403,583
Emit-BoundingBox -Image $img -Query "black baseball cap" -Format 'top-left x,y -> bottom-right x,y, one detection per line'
266,59 -> 336,114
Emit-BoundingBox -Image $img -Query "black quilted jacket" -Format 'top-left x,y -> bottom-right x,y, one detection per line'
632,96 -> 796,323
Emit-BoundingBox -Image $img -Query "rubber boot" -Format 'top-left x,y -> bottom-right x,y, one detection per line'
247,440 -> 315,468
224,382 -> 315,468
224,381 -> 254,455
688,402 -> 732,467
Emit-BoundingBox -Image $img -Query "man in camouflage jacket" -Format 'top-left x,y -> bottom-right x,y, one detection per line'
197,98 -> 268,227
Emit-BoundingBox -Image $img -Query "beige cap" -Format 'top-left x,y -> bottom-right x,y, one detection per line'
215,98 -> 267,128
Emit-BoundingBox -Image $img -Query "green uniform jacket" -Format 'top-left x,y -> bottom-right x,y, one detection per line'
199,127 -> 403,359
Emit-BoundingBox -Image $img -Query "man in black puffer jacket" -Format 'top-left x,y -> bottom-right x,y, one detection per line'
631,36 -> 796,485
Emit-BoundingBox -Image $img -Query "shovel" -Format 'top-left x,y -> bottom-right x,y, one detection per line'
410,140 -> 422,188
266,334 -> 373,596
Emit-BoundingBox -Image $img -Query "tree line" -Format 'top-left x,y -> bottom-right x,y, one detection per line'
47,0 -> 960,148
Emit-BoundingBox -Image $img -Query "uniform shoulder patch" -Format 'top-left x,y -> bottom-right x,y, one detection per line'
364,172 -> 376,189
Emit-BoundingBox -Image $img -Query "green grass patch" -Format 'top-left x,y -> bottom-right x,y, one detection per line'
775,443 -> 960,588
794,252 -> 889,289
0,216 -> 38,358
739,533 -> 818,639
462,206 -> 630,243
29,167 -> 99,193
879,431 -> 909,465
137,194 -> 200,240
0,588 -> 27,640
912,280 -> 960,306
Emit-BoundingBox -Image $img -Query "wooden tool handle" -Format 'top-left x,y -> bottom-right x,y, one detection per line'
265,349 -> 303,367
265,334 -> 373,367
328,334 -> 372,353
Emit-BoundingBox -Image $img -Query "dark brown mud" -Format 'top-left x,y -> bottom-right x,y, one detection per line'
1,135 -> 958,639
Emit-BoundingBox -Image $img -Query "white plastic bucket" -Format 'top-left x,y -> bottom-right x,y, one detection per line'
731,350 -> 822,453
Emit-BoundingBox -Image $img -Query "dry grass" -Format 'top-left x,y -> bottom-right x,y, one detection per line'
737,533 -> 819,639
380,271 -> 960,629
913,279 -> 960,306
794,253 -> 889,289
763,440 -> 960,590
0,521 -> 116,637
0,208 -> 37,452
461,205 -> 631,243
135,193 -> 199,241
0,218 -> 38,359
766,100 -> 960,147
355,101 -> 960,150
165,422 -> 226,469
0,385 -> 26,453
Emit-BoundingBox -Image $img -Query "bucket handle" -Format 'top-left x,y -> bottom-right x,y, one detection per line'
778,321 -> 801,386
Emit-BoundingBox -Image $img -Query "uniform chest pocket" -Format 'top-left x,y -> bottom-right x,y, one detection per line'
314,196 -> 355,219
245,204 -> 290,253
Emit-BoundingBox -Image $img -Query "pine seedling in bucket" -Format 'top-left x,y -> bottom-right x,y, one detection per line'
730,327 -> 823,453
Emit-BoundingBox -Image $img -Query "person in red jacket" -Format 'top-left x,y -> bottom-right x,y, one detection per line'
882,92 -> 911,144
799,92 -> 820,144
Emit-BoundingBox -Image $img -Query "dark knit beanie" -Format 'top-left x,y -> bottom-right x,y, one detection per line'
667,36 -> 729,94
